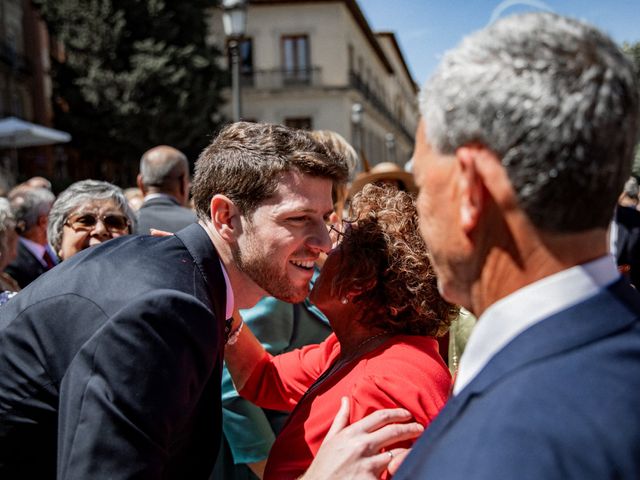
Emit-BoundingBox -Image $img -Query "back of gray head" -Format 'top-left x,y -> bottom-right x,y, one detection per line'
421,12 -> 640,232
10,187 -> 55,233
139,147 -> 189,189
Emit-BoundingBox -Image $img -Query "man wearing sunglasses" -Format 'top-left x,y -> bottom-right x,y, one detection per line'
0,122 -> 348,479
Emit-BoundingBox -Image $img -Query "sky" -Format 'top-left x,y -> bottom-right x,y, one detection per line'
358,0 -> 640,86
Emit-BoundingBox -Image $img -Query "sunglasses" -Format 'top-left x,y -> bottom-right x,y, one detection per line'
65,212 -> 130,233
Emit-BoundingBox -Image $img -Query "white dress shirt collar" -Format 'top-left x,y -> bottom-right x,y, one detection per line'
218,259 -> 234,320
453,255 -> 620,395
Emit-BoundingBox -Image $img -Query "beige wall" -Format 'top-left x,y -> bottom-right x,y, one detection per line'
207,0 -> 419,168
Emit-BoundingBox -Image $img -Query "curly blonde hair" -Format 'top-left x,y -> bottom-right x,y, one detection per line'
332,184 -> 458,337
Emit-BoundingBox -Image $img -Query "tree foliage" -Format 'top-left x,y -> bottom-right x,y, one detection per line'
34,0 -> 227,185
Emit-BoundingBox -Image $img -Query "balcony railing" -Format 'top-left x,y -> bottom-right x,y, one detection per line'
240,67 -> 322,89
349,70 -> 413,143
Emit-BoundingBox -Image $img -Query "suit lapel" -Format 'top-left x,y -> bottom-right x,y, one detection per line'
174,223 -> 227,347
421,279 -> 640,449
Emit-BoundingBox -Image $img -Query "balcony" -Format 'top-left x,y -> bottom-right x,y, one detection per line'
240,67 -> 322,90
349,70 -> 413,143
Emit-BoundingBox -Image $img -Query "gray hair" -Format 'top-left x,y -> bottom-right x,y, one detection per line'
139,146 -> 189,189
10,187 -> 55,233
0,197 -> 16,258
47,180 -> 135,254
420,12 -> 640,232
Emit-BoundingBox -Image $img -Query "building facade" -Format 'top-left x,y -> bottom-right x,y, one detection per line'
208,0 -> 419,172
0,0 -> 60,190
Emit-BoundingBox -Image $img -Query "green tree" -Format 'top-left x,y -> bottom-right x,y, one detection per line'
34,0 -> 227,186
622,41 -> 640,178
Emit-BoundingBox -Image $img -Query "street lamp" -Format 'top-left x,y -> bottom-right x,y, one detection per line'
351,102 -> 370,171
385,132 -> 396,164
222,0 -> 248,122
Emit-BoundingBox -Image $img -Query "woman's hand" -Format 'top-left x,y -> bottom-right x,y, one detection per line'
301,397 -> 422,479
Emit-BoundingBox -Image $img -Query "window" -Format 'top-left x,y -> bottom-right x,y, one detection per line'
284,117 -> 312,130
281,35 -> 310,84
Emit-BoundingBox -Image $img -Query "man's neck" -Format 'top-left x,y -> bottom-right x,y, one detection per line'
198,220 -> 265,310
470,228 -> 609,317
144,192 -> 180,204
21,228 -> 47,246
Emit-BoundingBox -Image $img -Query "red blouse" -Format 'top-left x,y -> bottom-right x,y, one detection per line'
239,333 -> 451,479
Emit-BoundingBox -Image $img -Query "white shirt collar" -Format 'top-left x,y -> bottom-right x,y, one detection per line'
218,259 -> 234,320
453,255 -> 620,395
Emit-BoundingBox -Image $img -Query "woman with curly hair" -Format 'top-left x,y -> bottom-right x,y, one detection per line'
224,184 -> 458,480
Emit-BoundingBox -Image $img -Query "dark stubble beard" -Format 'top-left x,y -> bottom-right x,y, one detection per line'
231,235 -> 309,304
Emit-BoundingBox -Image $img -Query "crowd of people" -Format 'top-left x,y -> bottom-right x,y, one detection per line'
1,10 -> 640,480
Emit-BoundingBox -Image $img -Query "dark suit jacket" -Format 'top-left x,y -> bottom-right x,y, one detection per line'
3,240 -> 47,288
395,278 -> 640,479
136,195 -> 197,234
0,223 -> 227,479
615,206 -> 640,288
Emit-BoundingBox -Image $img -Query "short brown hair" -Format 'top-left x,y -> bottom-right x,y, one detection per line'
333,184 -> 458,337
192,122 -> 349,219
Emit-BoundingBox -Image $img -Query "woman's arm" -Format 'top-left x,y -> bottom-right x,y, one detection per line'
224,310 -> 269,392
226,309 -> 339,410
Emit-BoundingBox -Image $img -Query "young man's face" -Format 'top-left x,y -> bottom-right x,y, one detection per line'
232,169 -> 335,303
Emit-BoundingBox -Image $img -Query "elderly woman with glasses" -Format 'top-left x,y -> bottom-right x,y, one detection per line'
47,180 -> 134,261
224,184 -> 458,480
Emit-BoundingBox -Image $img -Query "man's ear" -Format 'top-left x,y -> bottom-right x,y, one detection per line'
210,194 -> 240,242
136,174 -> 147,195
344,277 -> 377,302
38,214 -> 49,229
456,146 -> 485,235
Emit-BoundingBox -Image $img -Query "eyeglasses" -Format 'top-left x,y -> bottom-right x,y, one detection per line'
65,212 -> 130,233
328,220 -> 352,248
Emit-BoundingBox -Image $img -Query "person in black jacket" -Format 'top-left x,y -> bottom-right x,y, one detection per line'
0,122 -> 348,479
3,187 -> 56,288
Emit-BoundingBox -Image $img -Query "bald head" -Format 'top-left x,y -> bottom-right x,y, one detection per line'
138,145 -> 190,205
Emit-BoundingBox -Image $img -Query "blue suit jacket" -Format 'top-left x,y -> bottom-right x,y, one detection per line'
0,223 -> 226,479
395,278 -> 640,479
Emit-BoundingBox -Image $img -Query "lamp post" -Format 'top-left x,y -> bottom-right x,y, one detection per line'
385,132 -> 396,164
351,102 -> 370,171
222,0 -> 248,122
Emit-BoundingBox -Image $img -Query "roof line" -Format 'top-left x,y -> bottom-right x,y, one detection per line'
376,31 -> 419,93
249,0 -> 394,74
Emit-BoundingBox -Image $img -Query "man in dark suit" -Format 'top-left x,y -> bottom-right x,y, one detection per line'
0,122 -> 347,479
613,182 -> 640,288
4,187 -> 56,287
302,12 -> 640,480
392,12 -> 640,480
613,205 -> 640,288
135,145 -> 197,234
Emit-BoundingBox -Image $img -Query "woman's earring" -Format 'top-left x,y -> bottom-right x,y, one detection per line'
341,297 -> 349,305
